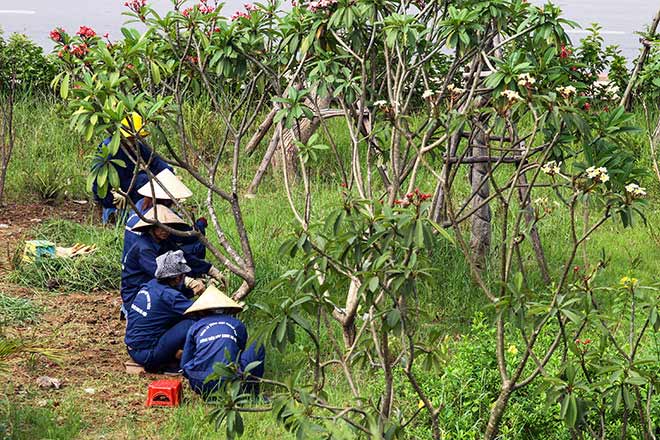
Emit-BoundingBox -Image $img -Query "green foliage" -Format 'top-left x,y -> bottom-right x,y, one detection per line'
0,33 -> 57,95
0,398 -> 83,440
0,293 -> 40,326
9,220 -> 122,292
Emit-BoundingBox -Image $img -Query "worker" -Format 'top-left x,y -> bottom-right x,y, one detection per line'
121,205 -> 223,312
181,285 -> 265,397
91,112 -> 172,224
123,168 -> 208,261
125,250 -> 196,373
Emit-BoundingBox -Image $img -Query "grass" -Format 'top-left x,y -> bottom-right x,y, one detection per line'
2,99 -> 660,439
0,292 -> 40,325
0,391 -> 84,440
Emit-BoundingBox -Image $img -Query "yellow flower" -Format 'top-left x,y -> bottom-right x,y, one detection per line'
507,345 -> 518,356
418,400 -> 425,409
620,276 -> 639,288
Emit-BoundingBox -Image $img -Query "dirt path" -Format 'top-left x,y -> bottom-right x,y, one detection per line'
1,202 -> 173,438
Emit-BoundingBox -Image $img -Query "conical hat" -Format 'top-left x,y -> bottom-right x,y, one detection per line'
137,169 -> 193,200
184,284 -> 244,314
131,205 -> 188,232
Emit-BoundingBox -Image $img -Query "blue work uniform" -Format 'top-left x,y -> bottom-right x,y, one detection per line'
181,315 -> 265,397
91,137 -> 171,221
125,278 -> 195,372
120,233 -> 212,309
123,200 -> 208,262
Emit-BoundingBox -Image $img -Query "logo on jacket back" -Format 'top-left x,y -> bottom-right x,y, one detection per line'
130,289 -> 152,317
198,320 -> 237,344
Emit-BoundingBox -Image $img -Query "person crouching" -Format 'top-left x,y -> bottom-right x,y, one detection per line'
125,250 -> 197,373
181,285 -> 265,398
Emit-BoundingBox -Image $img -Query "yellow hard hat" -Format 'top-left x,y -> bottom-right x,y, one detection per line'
120,112 -> 149,138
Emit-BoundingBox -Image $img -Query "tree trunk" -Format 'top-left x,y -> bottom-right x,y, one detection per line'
484,384 -> 513,440
244,107 -> 278,156
469,126 -> 492,269
246,126 -> 281,196
517,172 -> 551,283
621,8 -> 660,110
249,97 -> 332,195
0,89 -> 14,206
431,132 -> 460,223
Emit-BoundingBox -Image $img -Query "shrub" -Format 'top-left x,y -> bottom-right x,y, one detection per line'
0,32 -> 57,96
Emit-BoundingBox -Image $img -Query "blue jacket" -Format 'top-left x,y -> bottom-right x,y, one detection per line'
92,137 -> 172,209
124,279 -> 194,350
181,315 -> 248,382
122,199 -> 208,262
120,233 -> 212,307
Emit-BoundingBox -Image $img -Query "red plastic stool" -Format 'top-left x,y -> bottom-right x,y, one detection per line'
146,379 -> 182,407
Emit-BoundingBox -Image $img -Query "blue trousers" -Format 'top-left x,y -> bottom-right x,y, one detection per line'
128,319 -> 195,372
189,343 -> 265,397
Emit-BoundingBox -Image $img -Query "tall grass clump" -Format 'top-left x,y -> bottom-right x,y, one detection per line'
7,100 -> 88,202
9,219 -> 122,292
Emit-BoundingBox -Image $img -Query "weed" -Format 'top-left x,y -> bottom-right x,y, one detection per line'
0,293 -> 40,326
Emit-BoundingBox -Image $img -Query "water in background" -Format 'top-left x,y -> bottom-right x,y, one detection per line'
0,0 -> 655,59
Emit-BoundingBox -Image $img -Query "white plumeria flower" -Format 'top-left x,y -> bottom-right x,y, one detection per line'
585,166 -> 609,183
625,183 -> 647,198
422,89 -> 435,99
556,85 -> 577,99
517,73 -> 536,87
373,100 -> 387,107
447,84 -> 465,94
541,160 -> 561,176
501,89 -> 522,103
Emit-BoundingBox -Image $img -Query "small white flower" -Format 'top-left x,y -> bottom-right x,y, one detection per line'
541,160 -> 561,176
556,85 -> 577,99
422,89 -> 435,99
447,83 -> 465,94
625,183 -> 646,198
517,73 -> 536,87
585,166 -> 609,183
501,89 -> 522,102
373,100 -> 387,107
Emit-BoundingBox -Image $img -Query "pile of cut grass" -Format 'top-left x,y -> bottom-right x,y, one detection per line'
9,220 -> 122,293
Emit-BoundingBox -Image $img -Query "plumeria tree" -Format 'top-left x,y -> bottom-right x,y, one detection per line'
50,0 -> 656,438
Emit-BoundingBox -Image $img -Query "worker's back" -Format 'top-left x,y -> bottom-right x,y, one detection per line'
181,314 -> 248,382
124,278 -> 193,350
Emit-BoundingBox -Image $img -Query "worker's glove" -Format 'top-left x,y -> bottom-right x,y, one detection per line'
184,276 -> 205,295
207,266 -> 227,289
111,190 -> 127,210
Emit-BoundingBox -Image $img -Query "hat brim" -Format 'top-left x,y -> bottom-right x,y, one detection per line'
137,169 -> 193,200
184,285 -> 244,314
130,205 -> 189,233
131,220 -> 188,233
